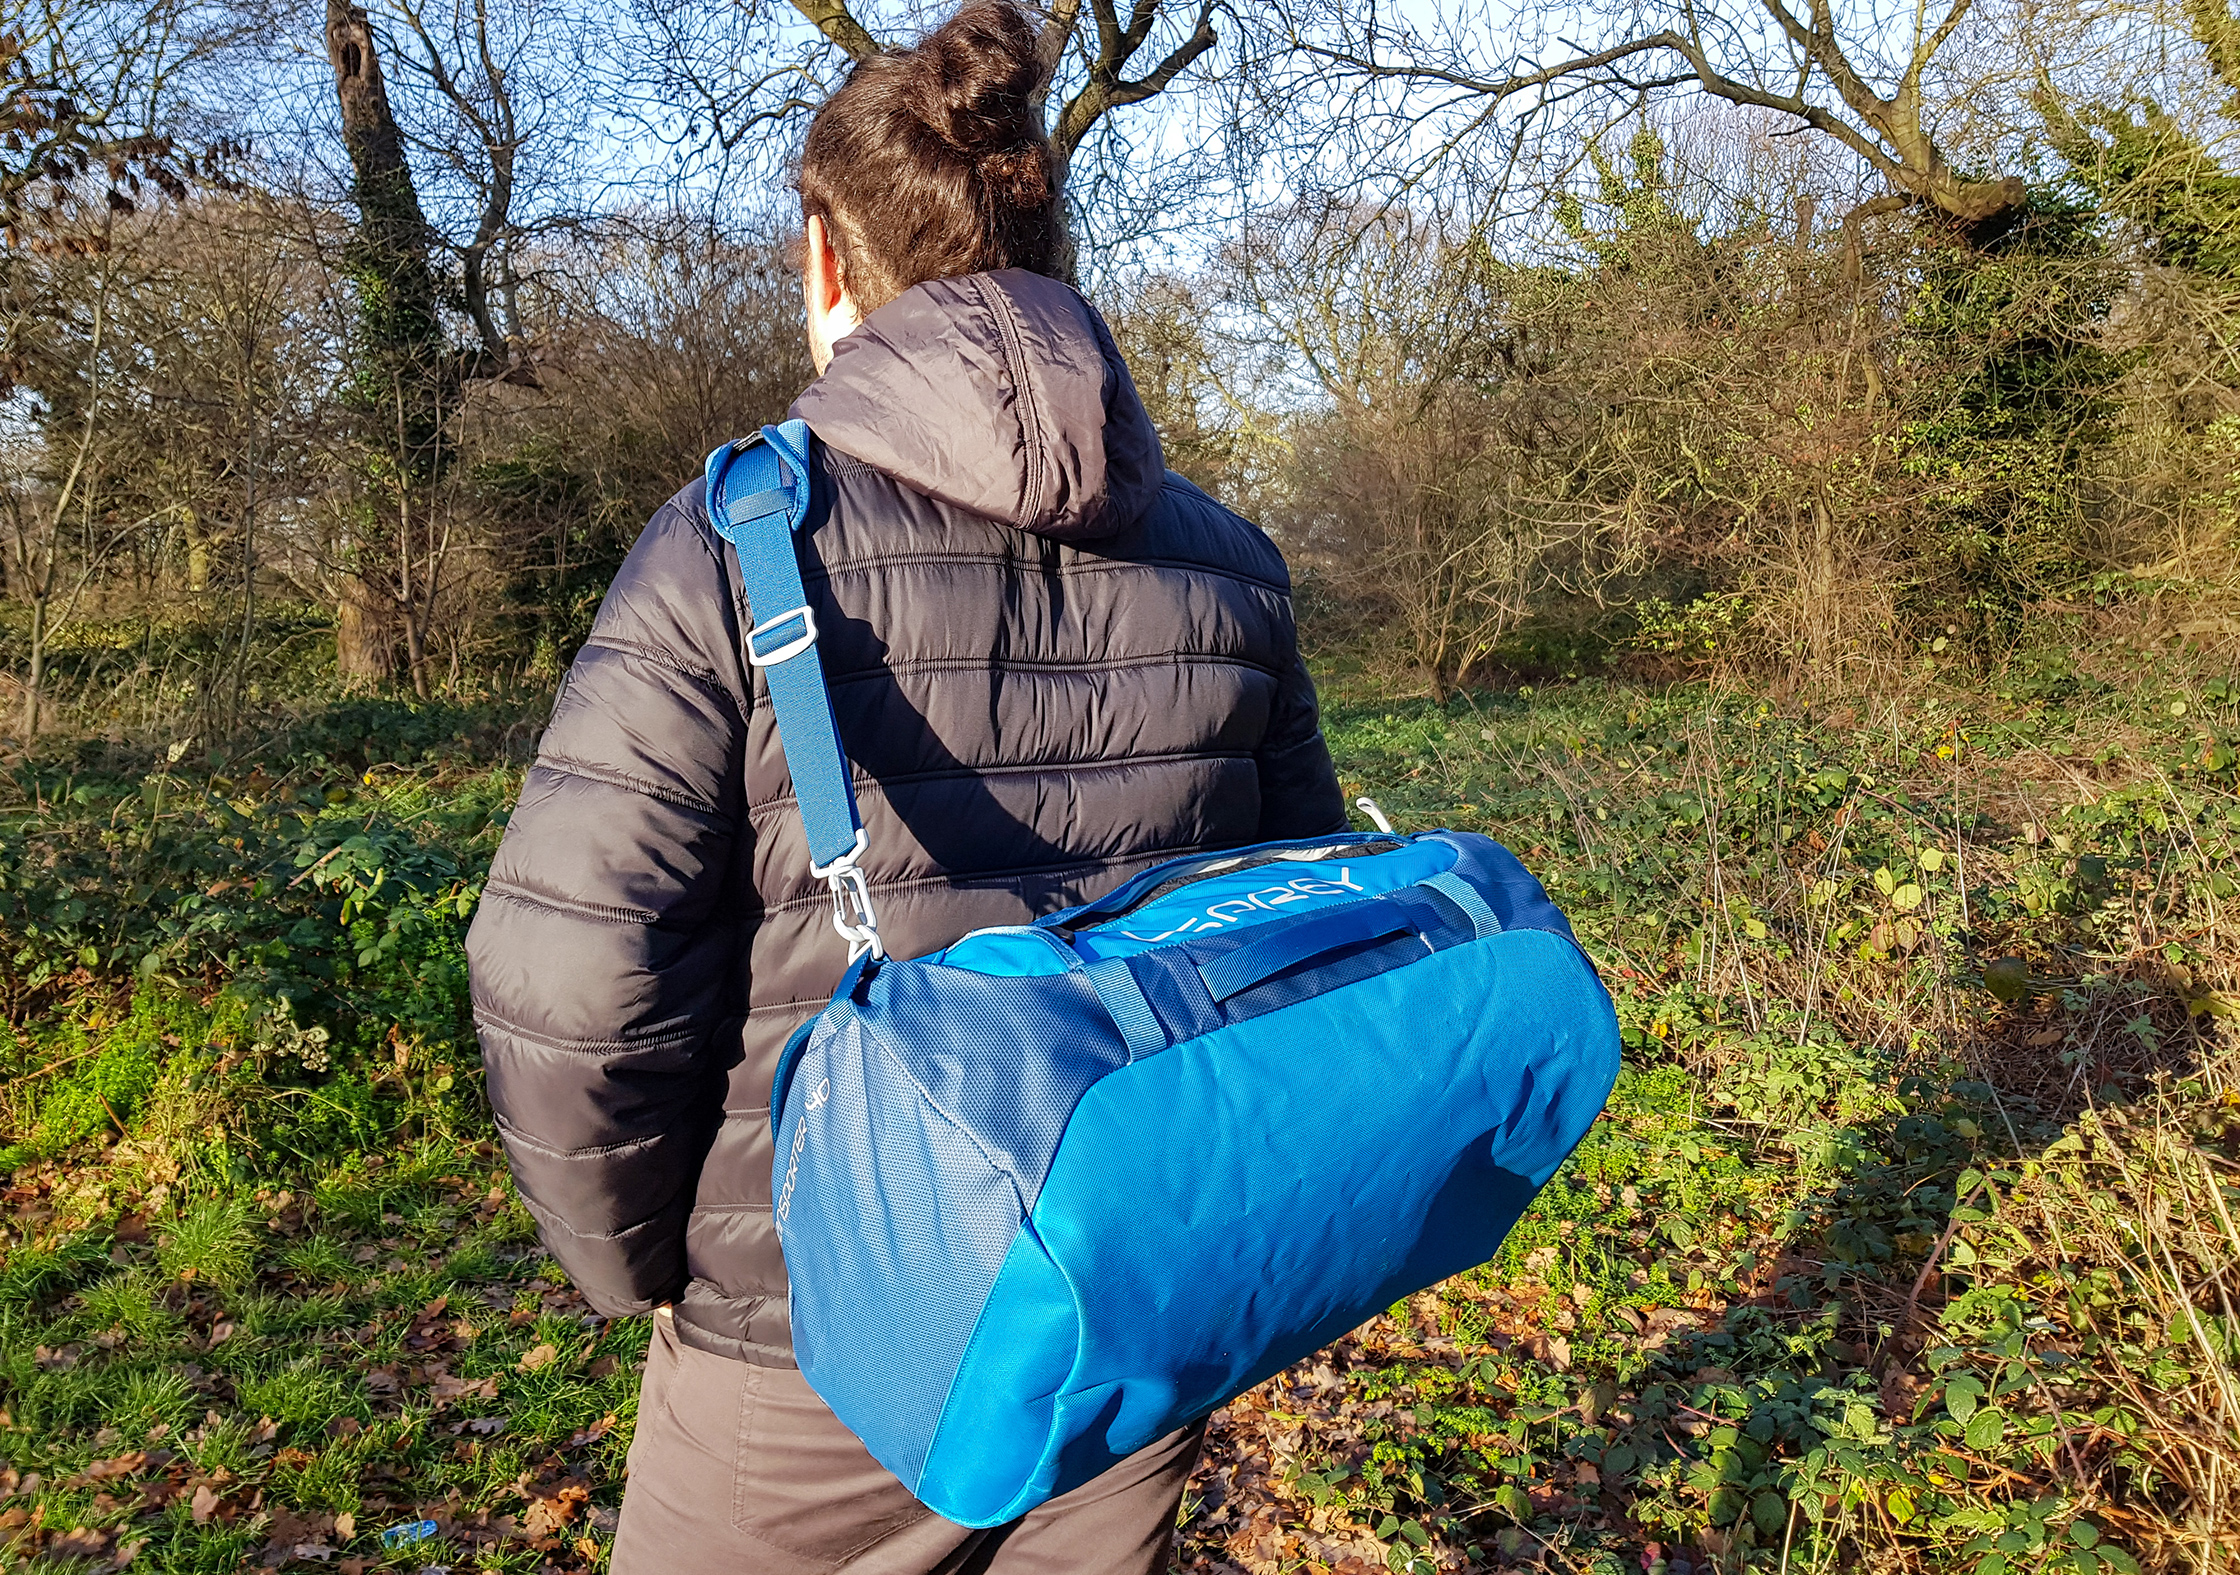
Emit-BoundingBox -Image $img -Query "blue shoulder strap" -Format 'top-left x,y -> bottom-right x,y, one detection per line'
703,421 -> 883,959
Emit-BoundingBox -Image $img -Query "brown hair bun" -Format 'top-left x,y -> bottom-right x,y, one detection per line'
799,0 -> 1068,313
905,0 -> 1043,160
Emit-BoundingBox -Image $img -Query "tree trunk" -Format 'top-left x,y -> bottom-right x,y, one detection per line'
326,0 -> 434,294
337,571 -> 394,685
184,506 -> 210,593
24,594 -> 45,735
326,0 -> 444,682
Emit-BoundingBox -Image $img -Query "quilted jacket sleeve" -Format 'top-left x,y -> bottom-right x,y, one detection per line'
465,495 -> 750,1317
1256,643 -> 1348,840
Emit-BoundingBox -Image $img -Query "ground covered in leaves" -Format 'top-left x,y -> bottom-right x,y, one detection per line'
4,630 -> 2237,1573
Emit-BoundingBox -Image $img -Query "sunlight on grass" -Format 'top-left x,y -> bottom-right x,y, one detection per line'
0,660 -> 2233,1573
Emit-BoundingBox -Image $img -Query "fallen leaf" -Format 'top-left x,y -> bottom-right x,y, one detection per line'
520,1482 -> 589,1538
516,1343 -> 557,1373
191,1485 -> 221,1524
563,1413 -> 615,1449
75,1451 -> 150,1484
51,1528 -> 111,1560
585,1355 -> 619,1380
333,1512 -> 355,1542
428,1371 -> 499,1403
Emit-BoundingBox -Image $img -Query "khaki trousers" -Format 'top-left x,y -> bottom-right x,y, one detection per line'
612,1309 -> 1204,1574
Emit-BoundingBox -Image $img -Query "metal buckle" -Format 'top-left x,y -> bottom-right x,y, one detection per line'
808,832 -> 883,960
823,862 -> 884,962
748,606 -> 817,666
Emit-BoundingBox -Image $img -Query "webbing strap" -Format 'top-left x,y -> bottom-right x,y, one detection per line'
704,423 -> 880,957
702,422 -> 861,873
1084,956 -> 1166,1061
1012,928 -> 1169,1061
1421,872 -> 1503,939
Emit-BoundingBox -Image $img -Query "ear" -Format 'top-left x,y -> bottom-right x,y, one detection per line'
802,213 -> 863,374
804,213 -> 847,315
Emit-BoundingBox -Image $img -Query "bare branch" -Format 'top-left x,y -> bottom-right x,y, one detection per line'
1908,0 -> 1978,93
1289,0 -> 2026,229
787,0 -> 880,63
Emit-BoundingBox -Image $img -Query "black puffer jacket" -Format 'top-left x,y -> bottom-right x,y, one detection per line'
466,269 -> 1346,1366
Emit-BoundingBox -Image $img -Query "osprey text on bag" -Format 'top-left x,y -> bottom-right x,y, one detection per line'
704,422 -> 1623,1529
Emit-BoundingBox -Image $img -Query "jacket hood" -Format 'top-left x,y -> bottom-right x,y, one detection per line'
790,269 -> 1165,543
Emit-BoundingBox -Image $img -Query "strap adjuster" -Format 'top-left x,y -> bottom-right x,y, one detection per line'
748,606 -> 817,666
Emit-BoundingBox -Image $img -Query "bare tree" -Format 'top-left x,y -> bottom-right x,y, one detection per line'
0,0 -> 230,248
1266,0 -> 2027,237
1,230 -> 143,733
379,0 -> 599,380
324,0 -> 444,683
1236,203 -> 1614,695
802,0 -> 1220,176
617,0 -> 1221,219
321,0 -> 594,687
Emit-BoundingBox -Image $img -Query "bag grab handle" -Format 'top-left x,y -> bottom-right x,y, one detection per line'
1196,900 -> 1422,1002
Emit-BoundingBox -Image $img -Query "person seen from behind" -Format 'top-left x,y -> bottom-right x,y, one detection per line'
463,3 -> 1347,1568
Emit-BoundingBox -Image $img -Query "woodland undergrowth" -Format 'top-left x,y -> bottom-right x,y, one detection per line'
0,625 -> 2235,1575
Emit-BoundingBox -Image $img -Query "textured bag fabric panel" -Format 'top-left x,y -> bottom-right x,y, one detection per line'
968,927 -> 1618,1511
848,963 -> 1129,1205
913,1224 -> 1080,1525
775,1009 -> 1027,1489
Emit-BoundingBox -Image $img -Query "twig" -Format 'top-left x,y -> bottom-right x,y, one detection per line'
1903,1181 -> 1989,1323
285,843 -> 350,891
1931,1444 -> 2039,1487
279,811 -> 381,894
2031,1370 -> 2093,1492
0,1040 -> 108,1089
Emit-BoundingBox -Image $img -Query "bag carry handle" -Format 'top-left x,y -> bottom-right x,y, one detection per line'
1197,901 -> 1424,1002
704,422 -> 884,961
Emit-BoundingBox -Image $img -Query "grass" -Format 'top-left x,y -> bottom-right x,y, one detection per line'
1,627 -> 2235,1573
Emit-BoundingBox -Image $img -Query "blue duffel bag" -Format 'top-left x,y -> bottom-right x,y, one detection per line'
707,422 -> 1622,1529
